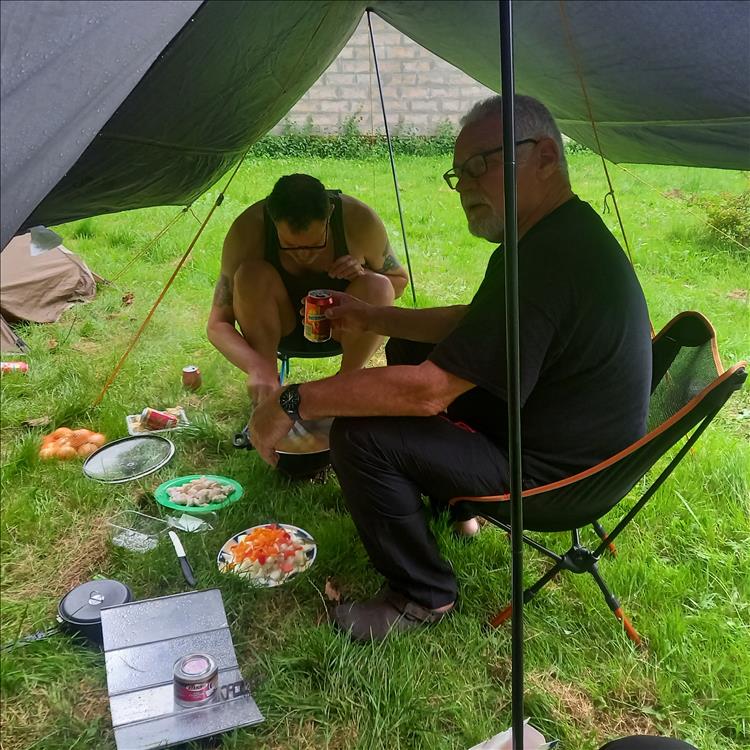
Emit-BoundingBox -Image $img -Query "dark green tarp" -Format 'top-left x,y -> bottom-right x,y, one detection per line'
2,0 -> 748,250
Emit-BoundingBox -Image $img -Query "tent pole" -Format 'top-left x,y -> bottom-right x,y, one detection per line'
366,10 -> 417,308
498,2 -> 525,748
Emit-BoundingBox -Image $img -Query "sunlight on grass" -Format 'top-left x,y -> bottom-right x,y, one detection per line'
0,153 -> 748,750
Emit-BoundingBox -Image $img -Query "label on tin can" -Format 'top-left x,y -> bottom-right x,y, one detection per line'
174,678 -> 217,705
304,290 -> 334,343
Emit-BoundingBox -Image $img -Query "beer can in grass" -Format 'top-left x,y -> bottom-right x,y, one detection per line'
1,361 -> 29,374
140,407 -> 178,430
182,365 -> 202,391
304,289 -> 334,343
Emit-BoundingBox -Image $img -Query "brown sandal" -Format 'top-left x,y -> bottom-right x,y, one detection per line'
332,587 -> 453,642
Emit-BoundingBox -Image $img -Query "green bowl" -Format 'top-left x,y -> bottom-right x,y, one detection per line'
154,474 -> 244,514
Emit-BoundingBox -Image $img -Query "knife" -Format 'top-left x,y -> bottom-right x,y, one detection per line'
168,530 -> 196,587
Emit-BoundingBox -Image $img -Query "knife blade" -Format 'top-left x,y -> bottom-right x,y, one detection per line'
168,530 -> 196,587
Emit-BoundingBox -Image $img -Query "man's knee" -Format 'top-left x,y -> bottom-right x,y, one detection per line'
330,417 -> 371,465
233,259 -> 284,299
346,272 -> 395,306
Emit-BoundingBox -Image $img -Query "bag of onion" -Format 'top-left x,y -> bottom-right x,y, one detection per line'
39,427 -> 107,460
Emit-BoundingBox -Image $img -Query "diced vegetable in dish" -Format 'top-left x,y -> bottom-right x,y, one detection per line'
166,476 -> 233,507
218,524 -> 315,585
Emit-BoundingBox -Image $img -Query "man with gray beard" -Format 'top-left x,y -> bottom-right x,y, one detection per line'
249,94 -> 652,641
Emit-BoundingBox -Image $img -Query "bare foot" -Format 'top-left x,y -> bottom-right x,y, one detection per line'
453,517 -> 481,537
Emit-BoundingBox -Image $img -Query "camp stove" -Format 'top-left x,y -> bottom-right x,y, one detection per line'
100,588 -> 263,749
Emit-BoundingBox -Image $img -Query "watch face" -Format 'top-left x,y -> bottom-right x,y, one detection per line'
280,385 -> 300,418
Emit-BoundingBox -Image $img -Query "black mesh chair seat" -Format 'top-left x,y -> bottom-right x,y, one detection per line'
277,327 -> 342,383
449,311 -> 747,643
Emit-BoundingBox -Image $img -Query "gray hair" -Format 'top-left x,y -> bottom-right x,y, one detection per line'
460,94 -> 569,179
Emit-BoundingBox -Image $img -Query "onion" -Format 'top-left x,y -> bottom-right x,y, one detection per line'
39,446 -> 56,460
77,442 -> 98,457
87,432 -> 107,447
55,445 -> 78,460
51,427 -> 72,439
69,429 -> 93,448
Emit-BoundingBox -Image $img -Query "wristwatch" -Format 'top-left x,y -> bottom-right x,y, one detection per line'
278,383 -> 301,423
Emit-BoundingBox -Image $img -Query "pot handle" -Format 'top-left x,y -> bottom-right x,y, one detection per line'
1,625 -> 61,652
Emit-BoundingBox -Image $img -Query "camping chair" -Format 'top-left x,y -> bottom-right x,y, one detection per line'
449,311 -> 747,645
278,337 -> 342,384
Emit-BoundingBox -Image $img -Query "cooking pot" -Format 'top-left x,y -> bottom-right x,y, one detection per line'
233,422 -> 332,479
57,578 -> 133,648
276,445 -> 331,478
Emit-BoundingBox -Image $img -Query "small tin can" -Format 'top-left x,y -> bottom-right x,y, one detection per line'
140,407 -> 178,430
182,365 -> 202,391
1,361 -> 29,374
173,653 -> 218,707
304,289 -> 334,343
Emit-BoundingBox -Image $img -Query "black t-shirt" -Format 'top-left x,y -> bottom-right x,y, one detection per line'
429,196 -> 652,485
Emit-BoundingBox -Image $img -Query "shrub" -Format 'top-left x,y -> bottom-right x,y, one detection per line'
698,191 -> 750,249
247,117 -> 456,160
565,139 -> 592,155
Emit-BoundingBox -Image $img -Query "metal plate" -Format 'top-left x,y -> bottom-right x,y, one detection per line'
100,589 -> 263,749
83,434 -> 175,483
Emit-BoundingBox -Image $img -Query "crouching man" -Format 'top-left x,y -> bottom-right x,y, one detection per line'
207,173 -> 408,407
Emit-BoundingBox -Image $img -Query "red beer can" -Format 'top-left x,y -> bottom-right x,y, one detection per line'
182,365 -> 202,391
304,290 -> 334,343
1,361 -> 29,374
140,407 -> 178,430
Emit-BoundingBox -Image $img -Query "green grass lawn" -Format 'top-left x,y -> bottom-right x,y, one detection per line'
1,153 -> 748,750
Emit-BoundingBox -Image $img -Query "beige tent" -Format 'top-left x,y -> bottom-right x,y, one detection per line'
0,233 -> 98,353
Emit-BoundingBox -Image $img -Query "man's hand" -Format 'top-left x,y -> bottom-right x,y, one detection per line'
325,291 -> 373,338
248,387 -> 293,467
247,372 -> 279,408
328,254 -> 366,281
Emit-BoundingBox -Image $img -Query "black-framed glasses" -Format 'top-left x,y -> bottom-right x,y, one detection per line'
278,218 -> 329,251
442,138 -> 539,190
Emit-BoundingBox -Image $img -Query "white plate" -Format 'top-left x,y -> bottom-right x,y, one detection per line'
217,523 -> 316,587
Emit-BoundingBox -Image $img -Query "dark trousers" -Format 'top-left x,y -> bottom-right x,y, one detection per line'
598,738 -> 698,750
329,338 -> 513,609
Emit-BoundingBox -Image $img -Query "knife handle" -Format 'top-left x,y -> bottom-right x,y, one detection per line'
179,556 -> 197,587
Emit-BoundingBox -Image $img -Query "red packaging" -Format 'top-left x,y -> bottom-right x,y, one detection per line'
303,289 -> 334,343
1,361 -> 29,374
140,407 -> 178,430
182,365 -> 202,391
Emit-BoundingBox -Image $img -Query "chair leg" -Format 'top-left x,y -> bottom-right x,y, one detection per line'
592,520 -> 618,557
279,356 -> 290,385
589,563 -> 642,646
489,559 -> 564,628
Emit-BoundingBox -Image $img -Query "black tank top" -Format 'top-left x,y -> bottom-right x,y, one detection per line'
263,190 -> 350,306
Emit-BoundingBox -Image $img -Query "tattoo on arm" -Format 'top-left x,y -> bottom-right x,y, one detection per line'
213,274 -> 233,307
375,250 -> 402,274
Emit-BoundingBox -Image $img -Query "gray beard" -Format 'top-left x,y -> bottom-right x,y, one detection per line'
467,213 -> 505,243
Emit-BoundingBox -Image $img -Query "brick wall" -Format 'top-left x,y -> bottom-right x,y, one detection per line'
273,15 -> 495,135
